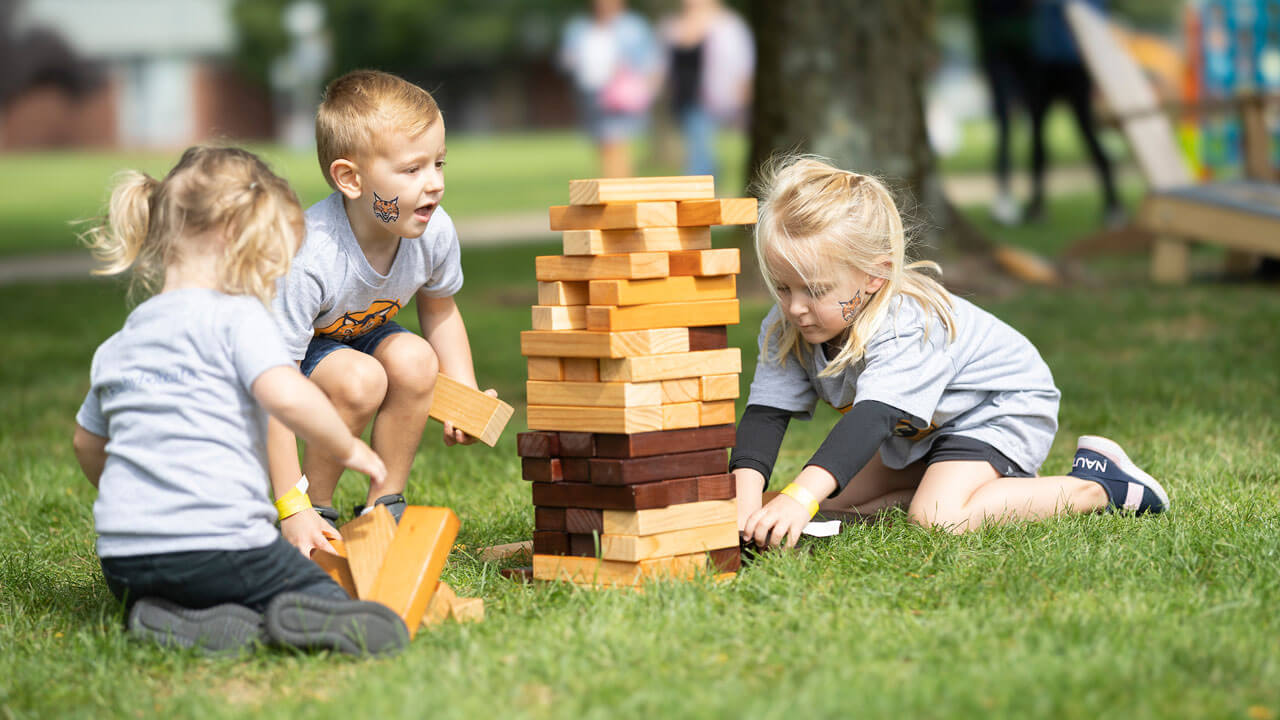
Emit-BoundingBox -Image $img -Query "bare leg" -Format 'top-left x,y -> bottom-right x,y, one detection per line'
820,451 -> 926,518
909,460 -> 1108,533
368,333 -> 439,505
303,349 -> 388,507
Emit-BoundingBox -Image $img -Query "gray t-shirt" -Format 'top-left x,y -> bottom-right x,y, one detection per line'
76,289 -> 294,557
746,293 -> 1060,475
272,192 -> 465,360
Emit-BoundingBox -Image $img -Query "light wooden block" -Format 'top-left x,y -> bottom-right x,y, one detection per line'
603,499 -> 737,535
427,374 -> 514,447
676,198 -> 758,226
531,552 -> 710,586
699,400 -> 737,426
699,374 -> 740,401
476,540 -> 533,562
531,305 -> 586,330
600,348 -> 742,382
368,506 -> 460,639
520,328 -> 688,358
328,538 -> 347,557
527,357 -> 563,381
538,281 -> 589,305
587,299 -> 739,331
536,252 -> 669,281
527,405 -> 664,433
662,402 -> 701,430
563,227 -> 712,255
661,378 -> 701,403
448,596 -> 485,623
588,274 -> 736,306
569,176 -> 715,205
561,357 -> 600,381
549,202 -> 678,230
527,380 -> 663,408
339,504 -> 397,599
309,548 -> 357,598
668,249 -> 740,276
421,580 -> 456,627
600,520 -> 739,561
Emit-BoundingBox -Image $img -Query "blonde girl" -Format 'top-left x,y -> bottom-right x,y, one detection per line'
732,156 -> 1168,548
73,146 -> 407,655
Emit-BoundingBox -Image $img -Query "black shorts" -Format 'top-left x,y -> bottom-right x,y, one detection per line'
921,434 -> 1033,478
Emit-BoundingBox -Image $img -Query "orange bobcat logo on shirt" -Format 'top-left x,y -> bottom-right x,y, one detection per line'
833,402 -> 938,440
315,299 -> 402,341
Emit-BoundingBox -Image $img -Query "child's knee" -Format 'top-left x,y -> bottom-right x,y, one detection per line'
907,503 -> 972,534
380,335 -> 439,399
317,354 -> 388,415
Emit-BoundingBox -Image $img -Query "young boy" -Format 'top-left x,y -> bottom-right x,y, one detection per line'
270,70 -> 496,555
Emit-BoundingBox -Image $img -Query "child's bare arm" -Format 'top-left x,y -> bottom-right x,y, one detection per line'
417,292 -> 498,445
73,424 -> 108,489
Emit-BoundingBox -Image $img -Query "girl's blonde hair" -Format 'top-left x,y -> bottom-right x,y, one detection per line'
81,146 -> 304,306
754,154 -> 955,377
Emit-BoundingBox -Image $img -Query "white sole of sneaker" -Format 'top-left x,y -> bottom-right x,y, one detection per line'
1077,435 -> 1170,509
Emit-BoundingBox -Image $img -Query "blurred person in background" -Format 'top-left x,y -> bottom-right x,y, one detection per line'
659,0 -> 754,179
971,0 -> 1033,226
560,0 -> 663,178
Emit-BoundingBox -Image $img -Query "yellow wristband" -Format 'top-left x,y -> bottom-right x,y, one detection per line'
275,487 -> 312,520
780,482 -> 820,519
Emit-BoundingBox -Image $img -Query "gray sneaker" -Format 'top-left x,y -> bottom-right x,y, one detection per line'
127,597 -> 264,654
352,493 -> 406,523
265,592 -> 409,656
313,505 -> 340,530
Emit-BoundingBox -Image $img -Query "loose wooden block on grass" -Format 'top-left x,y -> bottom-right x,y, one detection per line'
517,431 -> 560,458
588,447 -> 728,486
586,299 -> 740,331
537,280 -> 589,306
448,597 -> 485,623
367,506 -> 460,638
421,581 -> 456,627
687,325 -> 729,351
521,328 -> 688,358
591,424 -> 737,458
668,248 -> 740,276
309,548 -> 357,598
428,374 -> 514,447
527,357 -> 563,381
531,305 -> 586,330
600,521 -> 739,562
699,374 -> 739,401
475,540 -> 533,563
599,348 -> 741,382
526,380 -> 662,408
676,198 -> 758,226
561,357 -> 600,382
340,504 -> 397,599
563,227 -> 712,256
549,202 -> 678,231
603,499 -> 737,535
532,477 -> 700,510
700,400 -> 737,426
527,404 -> 664,433
569,176 -> 714,205
536,252 -> 669,282
588,275 -> 736,306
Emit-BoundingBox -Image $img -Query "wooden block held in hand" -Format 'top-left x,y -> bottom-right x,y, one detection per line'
549,202 -> 678,230
569,176 -> 714,205
668,248 -> 740,276
538,280 -> 589,305
521,328 -> 689,358
339,504 -> 397,599
368,506 -> 460,638
527,357 -> 563,381
586,299 -> 739,332
676,197 -> 758,226
428,374 -> 514,447
309,548 -> 357,598
563,227 -> 712,255
588,275 -> 736,306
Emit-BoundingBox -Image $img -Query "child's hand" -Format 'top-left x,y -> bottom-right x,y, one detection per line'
442,389 -> 499,446
281,509 -> 340,558
343,439 -> 387,492
743,494 -> 812,549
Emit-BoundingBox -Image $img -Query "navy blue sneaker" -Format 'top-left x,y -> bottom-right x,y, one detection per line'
1068,436 -> 1169,514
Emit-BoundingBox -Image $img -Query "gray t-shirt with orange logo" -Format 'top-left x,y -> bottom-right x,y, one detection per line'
745,293 -> 1060,475
272,192 -> 464,360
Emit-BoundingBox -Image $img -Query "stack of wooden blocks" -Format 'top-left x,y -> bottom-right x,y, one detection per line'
518,175 -> 757,588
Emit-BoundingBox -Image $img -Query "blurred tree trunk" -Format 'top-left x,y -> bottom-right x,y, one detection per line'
746,0 -> 990,263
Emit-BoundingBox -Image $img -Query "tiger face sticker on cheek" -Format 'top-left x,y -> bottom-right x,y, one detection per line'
372,192 -> 399,223
839,290 -> 864,323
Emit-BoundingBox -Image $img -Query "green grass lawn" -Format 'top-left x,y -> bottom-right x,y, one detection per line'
2,206 -> 1278,717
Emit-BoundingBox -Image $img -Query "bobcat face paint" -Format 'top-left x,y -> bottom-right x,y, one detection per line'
372,192 -> 399,223
839,291 -> 864,323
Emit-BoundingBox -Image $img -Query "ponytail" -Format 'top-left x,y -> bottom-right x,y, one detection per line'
81,171 -> 168,298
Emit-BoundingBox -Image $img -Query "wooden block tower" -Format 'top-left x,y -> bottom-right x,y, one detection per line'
518,175 -> 756,588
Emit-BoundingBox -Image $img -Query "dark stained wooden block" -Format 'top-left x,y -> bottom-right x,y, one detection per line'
562,458 -> 591,482
588,448 -> 728,486
533,530 -> 568,555
708,546 -> 741,573
531,477 -> 700,510
534,507 -> 567,532
500,566 -> 534,582
688,325 -> 729,351
565,508 -> 603,534
517,431 -> 560,458
696,473 -> 736,501
568,532 -> 601,557
522,457 -> 563,483
593,424 -> 736,458
558,432 -> 596,457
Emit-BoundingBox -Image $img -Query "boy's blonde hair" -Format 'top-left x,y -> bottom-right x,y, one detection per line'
316,69 -> 441,189
81,146 -> 303,306
754,155 -> 956,377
